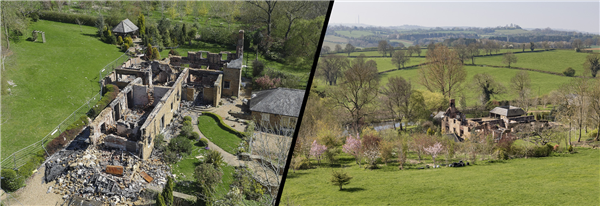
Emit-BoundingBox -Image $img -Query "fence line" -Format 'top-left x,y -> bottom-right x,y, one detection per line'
1,52 -> 130,170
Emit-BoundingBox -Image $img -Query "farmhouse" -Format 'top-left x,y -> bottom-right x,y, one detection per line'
249,88 -> 305,129
441,99 -> 535,141
90,30 -> 245,160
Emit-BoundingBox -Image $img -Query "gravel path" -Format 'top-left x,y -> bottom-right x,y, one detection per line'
0,166 -> 64,206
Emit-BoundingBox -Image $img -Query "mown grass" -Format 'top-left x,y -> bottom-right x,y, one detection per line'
474,49 -> 591,75
1,20 -> 123,158
197,115 -> 242,155
281,148 -> 600,205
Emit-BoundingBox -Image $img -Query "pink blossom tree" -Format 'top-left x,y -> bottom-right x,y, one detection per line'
310,140 -> 327,164
342,133 -> 362,166
255,74 -> 281,90
424,142 -> 444,165
361,134 -> 381,169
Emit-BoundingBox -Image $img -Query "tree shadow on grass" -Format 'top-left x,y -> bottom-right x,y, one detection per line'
340,187 -> 365,193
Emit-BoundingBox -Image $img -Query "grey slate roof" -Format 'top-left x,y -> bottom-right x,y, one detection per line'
489,106 -> 525,117
249,88 -> 305,117
112,19 -> 139,34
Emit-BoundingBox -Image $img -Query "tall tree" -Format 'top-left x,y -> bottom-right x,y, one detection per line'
566,78 -> 591,142
321,46 -> 331,55
317,55 -> 349,85
530,42 -> 535,51
584,54 -> 600,77
391,50 -> 409,69
589,79 -> 600,141
246,0 -> 278,38
511,71 -> 533,113
419,45 -> 467,99
345,43 -> 355,56
381,77 -> 412,130
472,73 -> 506,104
335,44 -> 343,53
378,40 -> 390,57
454,43 -> 469,65
466,43 -> 480,64
415,44 -> 422,57
503,52 -> 518,68
330,57 -> 380,132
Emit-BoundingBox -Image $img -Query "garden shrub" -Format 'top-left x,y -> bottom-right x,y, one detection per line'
231,168 -> 264,201
205,150 -> 224,169
202,112 -> 245,138
1,169 -> 23,192
183,116 -> 192,122
163,149 -> 178,163
293,156 -> 311,170
154,134 -> 165,151
198,137 -> 209,147
117,36 -> 124,45
46,116 -> 89,156
88,84 -> 119,118
168,135 -> 193,155
496,149 -> 509,160
191,132 -> 200,140
180,124 -> 194,138
169,49 -> 180,56
252,60 -> 265,78
563,67 -> 576,77
182,120 -> 192,127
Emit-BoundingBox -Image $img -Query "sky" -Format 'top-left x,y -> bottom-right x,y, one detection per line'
330,1 -> 600,34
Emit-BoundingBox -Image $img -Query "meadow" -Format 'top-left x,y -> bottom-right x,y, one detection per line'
281,148 -> 600,205
1,20 -> 123,158
390,39 -> 414,46
334,30 -> 375,38
474,49 -> 591,75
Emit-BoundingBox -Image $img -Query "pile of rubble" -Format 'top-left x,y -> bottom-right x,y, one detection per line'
45,133 -> 172,204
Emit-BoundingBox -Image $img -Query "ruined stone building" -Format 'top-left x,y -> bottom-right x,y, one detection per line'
249,88 -> 305,130
441,99 -> 535,141
90,30 -> 246,160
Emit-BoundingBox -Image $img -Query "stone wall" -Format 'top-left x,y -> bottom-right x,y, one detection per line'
132,84 -> 149,106
222,61 -> 242,97
251,112 -> 297,129
90,107 -> 115,145
104,135 -> 140,153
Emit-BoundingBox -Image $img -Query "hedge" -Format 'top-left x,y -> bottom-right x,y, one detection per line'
202,112 -> 245,138
39,11 -> 97,27
88,84 -> 119,118
46,115 -> 89,156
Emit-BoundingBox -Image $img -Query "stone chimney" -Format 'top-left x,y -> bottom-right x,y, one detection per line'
450,99 -> 455,108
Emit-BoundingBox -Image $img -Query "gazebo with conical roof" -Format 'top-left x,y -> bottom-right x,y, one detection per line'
112,19 -> 139,37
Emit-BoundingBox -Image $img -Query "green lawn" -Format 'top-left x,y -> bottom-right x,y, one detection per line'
197,115 -> 242,154
474,49 -> 591,75
1,20 -> 123,158
281,148 -> 600,205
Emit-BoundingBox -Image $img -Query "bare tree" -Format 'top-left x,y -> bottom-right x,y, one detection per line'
344,43 -> 355,57
472,73 -> 506,105
419,44 -> 467,99
378,40 -> 390,57
454,43 -> 469,65
503,52 -> 518,68
330,57 -> 380,132
511,71 -> 532,113
466,43 -> 480,64
380,77 -> 411,130
246,0 -> 278,38
391,50 -> 409,69
589,79 -> 600,141
317,55 -> 349,86
565,78 -> 591,142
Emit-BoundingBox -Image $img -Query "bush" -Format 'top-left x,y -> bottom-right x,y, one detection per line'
163,149 -> 178,163
589,129 -> 598,140
205,150 -> 224,169
46,116 -> 89,156
202,112 -> 245,138
180,124 -> 194,138
154,134 -> 165,151
1,169 -> 23,192
88,84 -> 119,118
496,149 -> 509,160
31,12 -> 39,22
252,60 -> 265,77
191,132 -> 200,140
183,120 -> 192,127
117,36 -> 124,45
169,49 -> 179,56
292,156 -> 311,170
198,137 -> 209,147
168,135 -> 193,155
183,116 -> 192,122
231,168 -> 264,201
563,67 -> 576,77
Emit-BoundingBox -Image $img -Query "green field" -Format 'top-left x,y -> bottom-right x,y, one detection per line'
366,57 -> 426,72
1,20 -> 123,158
492,29 -> 532,35
474,50 -> 591,75
281,148 -> 600,205
390,39 -> 414,46
334,30 -> 375,38
324,35 -> 349,44
197,115 -> 242,154
380,65 -> 573,106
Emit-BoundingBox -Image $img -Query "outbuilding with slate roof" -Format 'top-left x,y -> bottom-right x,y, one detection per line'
249,88 -> 305,129
112,19 -> 139,36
